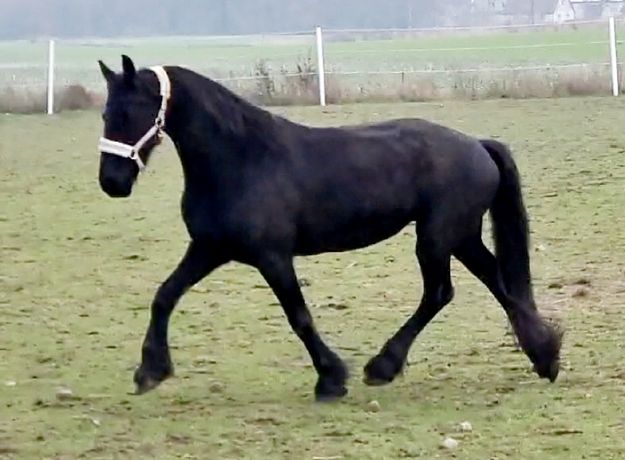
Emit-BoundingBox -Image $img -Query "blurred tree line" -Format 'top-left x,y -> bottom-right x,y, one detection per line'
0,0 -> 473,39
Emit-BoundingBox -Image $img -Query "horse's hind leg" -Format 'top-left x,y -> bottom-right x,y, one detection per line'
453,235 -> 561,382
364,238 -> 454,386
257,253 -> 348,401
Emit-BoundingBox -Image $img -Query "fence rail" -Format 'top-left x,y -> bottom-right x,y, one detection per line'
0,18 -> 622,113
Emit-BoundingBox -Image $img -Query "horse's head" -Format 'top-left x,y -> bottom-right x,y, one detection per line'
97,55 -> 169,198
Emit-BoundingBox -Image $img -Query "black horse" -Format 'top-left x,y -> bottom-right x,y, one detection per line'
97,55 -> 561,401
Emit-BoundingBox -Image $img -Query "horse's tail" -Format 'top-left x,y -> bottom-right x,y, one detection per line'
480,139 -> 534,305
480,139 -> 562,383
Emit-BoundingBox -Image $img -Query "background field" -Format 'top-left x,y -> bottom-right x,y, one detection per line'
3,21 -> 625,107
2,96 -> 625,459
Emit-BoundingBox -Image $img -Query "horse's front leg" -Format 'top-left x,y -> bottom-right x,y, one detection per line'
257,253 -> 348,401
134,241 -> 227,394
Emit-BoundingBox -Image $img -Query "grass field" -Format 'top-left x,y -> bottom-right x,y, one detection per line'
2,96 -> 625,459
1,22 -> 624,93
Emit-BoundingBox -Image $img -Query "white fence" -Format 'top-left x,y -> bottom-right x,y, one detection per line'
0,18 -> 623,113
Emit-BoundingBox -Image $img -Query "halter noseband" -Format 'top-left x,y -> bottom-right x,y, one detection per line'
98,66 -> 171,171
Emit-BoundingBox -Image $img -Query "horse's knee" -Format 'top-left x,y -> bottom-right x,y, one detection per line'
440,283 -> 455,306
289,309 -> 314,338
426,282 -> 454,309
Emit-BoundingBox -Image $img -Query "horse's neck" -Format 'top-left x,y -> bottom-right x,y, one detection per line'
164,70 -> 261,182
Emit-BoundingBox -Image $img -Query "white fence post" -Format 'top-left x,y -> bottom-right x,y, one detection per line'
609,17 -> 619,97
315,26 -> 327,107
47,39 -> 56,114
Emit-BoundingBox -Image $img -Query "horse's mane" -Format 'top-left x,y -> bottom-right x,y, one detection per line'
165,66 -> 290,142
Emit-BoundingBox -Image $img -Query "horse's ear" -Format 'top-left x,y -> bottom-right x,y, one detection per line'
98,60 -> 115,83
121,55 -> 136,85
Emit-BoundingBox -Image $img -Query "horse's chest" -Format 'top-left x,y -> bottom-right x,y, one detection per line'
181,195 -> 224,242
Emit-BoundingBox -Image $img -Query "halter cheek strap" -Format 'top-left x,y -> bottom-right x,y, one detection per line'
98,66 -> 171,171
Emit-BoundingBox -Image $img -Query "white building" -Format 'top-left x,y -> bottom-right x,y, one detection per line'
550,0 -> 624,22
551,0 -> 576,22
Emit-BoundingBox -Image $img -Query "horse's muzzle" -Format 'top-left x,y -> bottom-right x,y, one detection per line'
99,174 -> 132,198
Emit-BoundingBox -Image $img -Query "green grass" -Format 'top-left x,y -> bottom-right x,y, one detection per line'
2,97 -> 625,459
324,26 -> 615,69
2,23 -> 624,92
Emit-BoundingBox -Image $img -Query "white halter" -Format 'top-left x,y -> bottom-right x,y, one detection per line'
98,66 -> 171,171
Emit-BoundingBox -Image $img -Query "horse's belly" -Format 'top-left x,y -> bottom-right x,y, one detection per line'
294,215 -> 412,255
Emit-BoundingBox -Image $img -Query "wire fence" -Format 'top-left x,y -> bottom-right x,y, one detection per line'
1,18 -> 624,112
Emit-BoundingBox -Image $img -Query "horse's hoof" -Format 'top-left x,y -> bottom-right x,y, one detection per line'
315,380 -> 348,402
315,373 -> 348,402
134,377 -> 162,395
363,354 -> 404,387
362,375 -> 391,387
532,329 -> 562,383
133,364 -> 173,395
534,359 -> 560,383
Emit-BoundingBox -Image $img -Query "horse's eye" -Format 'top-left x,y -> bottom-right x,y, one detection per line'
101,112 -> 108,122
